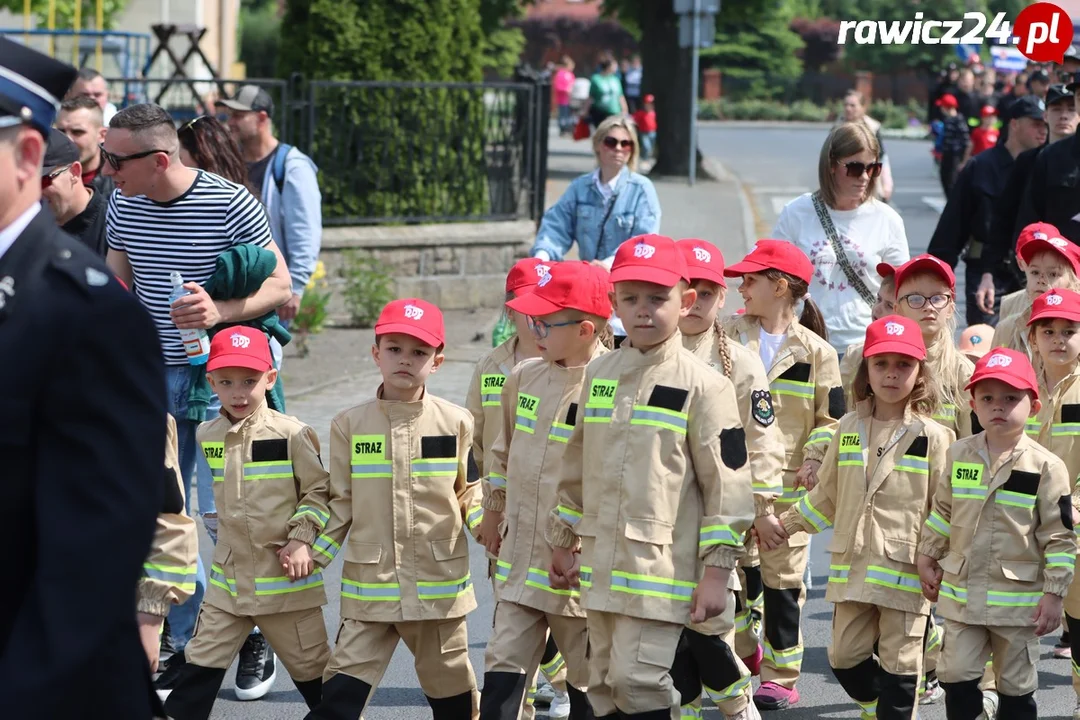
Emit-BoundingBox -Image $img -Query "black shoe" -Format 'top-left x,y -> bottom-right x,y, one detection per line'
235,632 -> 277,701
154,651 -> 188,702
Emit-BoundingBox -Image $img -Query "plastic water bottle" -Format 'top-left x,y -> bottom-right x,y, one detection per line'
169,271 -> 211,365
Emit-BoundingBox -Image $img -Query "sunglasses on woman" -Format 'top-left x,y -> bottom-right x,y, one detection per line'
602,136 -> 635,151
838,160 -> 883,178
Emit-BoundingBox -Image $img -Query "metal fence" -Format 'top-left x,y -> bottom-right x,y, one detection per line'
103,75 -> 550,226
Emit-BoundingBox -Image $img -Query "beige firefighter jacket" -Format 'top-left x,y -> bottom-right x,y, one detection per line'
137,414 -> 200,617
684,325 -> 785,517
466,335 -> 520,482
483,344 -> 607,617
994,307 -> 1033,360
919,433 -> 1076,625
780,402 -> 954,614
723,316 -> 842,524
198,403 -> 331,616
322,388 -> 483,622
546,331 -> 755,626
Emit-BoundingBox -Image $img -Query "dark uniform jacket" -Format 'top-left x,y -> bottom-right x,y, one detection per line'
60,185 -> 108,257
0,206 -> 168,717
1015,134 -> 1080,245
987,144 -> 1043,283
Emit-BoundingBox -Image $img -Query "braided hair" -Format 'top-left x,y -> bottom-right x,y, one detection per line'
712,315 -> 734,378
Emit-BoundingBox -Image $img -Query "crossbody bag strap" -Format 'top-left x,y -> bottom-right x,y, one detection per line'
811,192 -> 875,307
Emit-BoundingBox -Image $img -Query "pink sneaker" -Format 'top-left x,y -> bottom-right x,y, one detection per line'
742,644 -> 764,677
753,682 -> 800,711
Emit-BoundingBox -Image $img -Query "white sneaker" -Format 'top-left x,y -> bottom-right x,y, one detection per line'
979,689 -> 998,720
548,690 -> 571,719
725,702 -> 762,720
534,679 -> 556,707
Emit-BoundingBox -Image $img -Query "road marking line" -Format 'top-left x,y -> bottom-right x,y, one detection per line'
923,197 -> 946,213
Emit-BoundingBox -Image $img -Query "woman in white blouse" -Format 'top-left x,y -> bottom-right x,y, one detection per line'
772,122 -> 910,357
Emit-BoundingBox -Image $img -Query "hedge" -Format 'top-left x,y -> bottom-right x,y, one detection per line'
699,97 -> 925,129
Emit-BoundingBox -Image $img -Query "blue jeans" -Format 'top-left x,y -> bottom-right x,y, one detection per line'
557,104 -> 573,133
165,365 -> 222,650
640,131 -> 656,160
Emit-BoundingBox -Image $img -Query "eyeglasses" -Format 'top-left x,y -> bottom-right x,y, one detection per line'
99,144 -> 170,171
602,136 -> 634,151
41,164 -> 72,189
900,292 -> 952,310
838,160 -> 883,178
527,316 -> 584,338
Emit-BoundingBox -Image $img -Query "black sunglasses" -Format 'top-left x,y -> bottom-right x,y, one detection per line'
838,160 -> 883,178
99,144 -> 170,171
602,136 -> 634,150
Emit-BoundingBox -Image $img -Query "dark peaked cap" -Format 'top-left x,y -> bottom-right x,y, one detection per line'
0,37 -> 78,135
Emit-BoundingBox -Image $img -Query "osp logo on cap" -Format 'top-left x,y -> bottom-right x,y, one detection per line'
535,264 -> 551,277
987,353 -> 1013,368
537,271 -> 553,288
404,304 -> 424,320
634,242 -> 656,259
885,321 -> 905,335
1048,293 -> 1065,306
231,333 -> 251,348
1050,237 -> 1068,248
693,247 -> 712,263
1034,231 -> 1049,240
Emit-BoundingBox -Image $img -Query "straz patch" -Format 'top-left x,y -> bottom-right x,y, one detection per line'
840,433 -> 860,449
353,435 -> 386,460
588,379 -> 618,407
952,462 -> 983,484
750,389 -> 774,427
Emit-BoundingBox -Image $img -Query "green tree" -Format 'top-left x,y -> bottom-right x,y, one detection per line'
0,0 -> 127,29
280,0 -> 489,221
239,0 -> 281,78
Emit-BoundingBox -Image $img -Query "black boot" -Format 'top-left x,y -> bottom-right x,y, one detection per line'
479,671 -> 528,720
566,684 -> 596,720
162,664 -> 229,720
940,678 -> 983,720
830,656 -> 880,705
428,689 -> 475,720
684,628 -> 745,704
305,674 -> 373,720
877,671 -> 918,720
996,691 -> 1037,720
295,678 -> 323,709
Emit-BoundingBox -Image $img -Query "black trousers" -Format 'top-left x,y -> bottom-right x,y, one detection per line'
963,263 -> 1017,326
940,153 -> 962,196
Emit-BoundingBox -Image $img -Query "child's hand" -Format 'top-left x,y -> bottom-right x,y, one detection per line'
549,547 -> 580,590
795,460 -> 822,491
754,514 -> 788,552
278,539 -> 314,581
690,566 -> 731,624
1033,593 -> 1064,636
917,555 -> 942,601
478,509 -> 503,557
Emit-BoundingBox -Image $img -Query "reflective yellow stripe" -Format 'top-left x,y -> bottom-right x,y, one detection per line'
611,570 -> 695,601
242,461 -> 294,480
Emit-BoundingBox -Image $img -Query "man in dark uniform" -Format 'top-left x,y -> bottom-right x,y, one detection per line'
0,37 -> 168,717
1014,72 -> 1080,245
927,94 -> 1048,326
980,84 -> 1078,314
41,128 -> 108,256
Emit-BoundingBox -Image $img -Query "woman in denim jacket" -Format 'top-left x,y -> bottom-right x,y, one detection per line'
530,115 -> 662,267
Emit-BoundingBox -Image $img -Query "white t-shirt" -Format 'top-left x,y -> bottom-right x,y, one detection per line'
772,193 -> 910,351
759,327 -> 785,371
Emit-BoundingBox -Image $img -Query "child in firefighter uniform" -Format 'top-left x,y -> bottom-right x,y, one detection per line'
139,413 -> 200,673
778,315 -> 954,720
465,257 -> 569,716
1026,288 -> 1080,719
721,240 -> 843,711
547,234 -> 755,720
918,348 -> 1076,720
477,261 -> 611,720
673,238 -> 784,718
163,327 -> 332,720
307,299 -> 485,720
839,267 -> 897,410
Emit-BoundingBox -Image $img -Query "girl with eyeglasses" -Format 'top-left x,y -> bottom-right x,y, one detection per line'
993,223 -> 1080,360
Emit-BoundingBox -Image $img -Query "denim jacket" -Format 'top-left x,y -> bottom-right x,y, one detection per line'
531,168 -> 661,262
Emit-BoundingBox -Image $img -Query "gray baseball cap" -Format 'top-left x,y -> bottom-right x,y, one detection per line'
215,84 -> 274,115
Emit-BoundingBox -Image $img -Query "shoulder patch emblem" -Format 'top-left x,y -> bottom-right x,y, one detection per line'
85,267 -> 110,286
719,427 -> 748,470
751,389 -> 774,427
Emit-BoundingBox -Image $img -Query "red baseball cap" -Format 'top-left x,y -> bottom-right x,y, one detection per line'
965,347 -> 1039,396
876,262 -> 896,279
863,315 -> 926,360
507,257 -> 553,295
1015,222 -> 1080,275
207,326 -> 273,373
676,238 -> 726,287
724,239 -> 812,285
644,93 -> 655,103
375,298 -> 445,348
1028,288 -> 1080,325
610,234 -> 689,287
892,254 -> 956,293
980,105 -> 997,117
506,261 -> 612,317
936,94 -> 958,109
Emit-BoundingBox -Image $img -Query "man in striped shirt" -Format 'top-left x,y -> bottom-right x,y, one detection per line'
104,103 -> 292,690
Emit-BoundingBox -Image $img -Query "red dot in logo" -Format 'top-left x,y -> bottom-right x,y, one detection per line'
1013,2 -> 1072,63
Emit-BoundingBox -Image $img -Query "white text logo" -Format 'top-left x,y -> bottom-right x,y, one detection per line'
538,272 -> 553,288
634,243 -> 656,259
838,12 -> 1013,47
404,304 -> 424,320
231,333 -> 250,349
986,353 -> 1013,368
693,247 -> 712,263
1047,294 -> 1064,306
885,322 -> 904,336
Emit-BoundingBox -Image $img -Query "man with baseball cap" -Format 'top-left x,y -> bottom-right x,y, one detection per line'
41,127 -> 108,256
0,37 -> 170,717
217,85 -> 322,338
928,93 -> 1047,325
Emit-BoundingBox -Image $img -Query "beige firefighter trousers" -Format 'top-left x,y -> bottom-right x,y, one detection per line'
757,528 -> 810,688
938,619 -> 1039,697
681,590 -> 752,717
830,602 -> 927,677
586,610 -> 683,720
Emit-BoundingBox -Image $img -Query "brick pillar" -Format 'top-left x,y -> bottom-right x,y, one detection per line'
703,69 -> 721,100
855,70 -> 874,104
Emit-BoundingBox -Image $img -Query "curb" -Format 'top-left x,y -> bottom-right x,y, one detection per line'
700,155 -> 757,254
